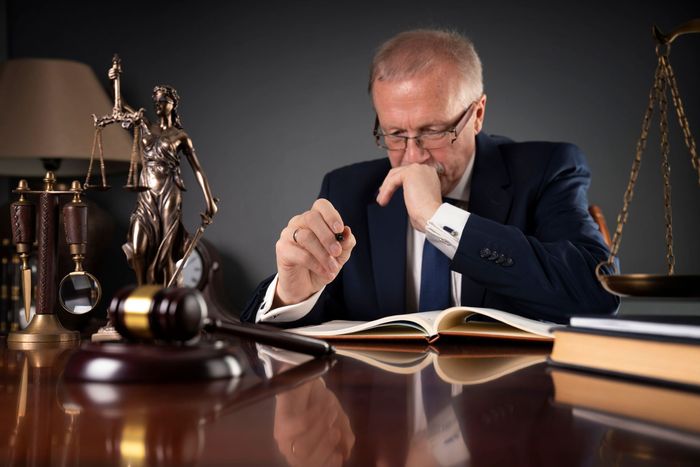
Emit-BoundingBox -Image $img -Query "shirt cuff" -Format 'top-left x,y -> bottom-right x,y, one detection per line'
255,274 -> 325,323
425,202 -> 470,259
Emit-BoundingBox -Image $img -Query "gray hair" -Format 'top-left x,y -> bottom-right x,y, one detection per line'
368,29 -> 483,103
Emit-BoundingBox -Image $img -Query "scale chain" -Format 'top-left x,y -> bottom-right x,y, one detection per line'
657,61 -> 675,275
661,54 -> 700,183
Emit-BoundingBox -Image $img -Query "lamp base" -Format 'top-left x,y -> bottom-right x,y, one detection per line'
7,313 -> 80,347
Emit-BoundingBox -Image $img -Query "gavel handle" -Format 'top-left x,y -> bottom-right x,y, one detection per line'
204,319 -> 334,357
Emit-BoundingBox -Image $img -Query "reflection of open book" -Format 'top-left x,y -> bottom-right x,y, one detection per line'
289,307 -> 554,342
552,368 -> 700,435
336,343 -> 549,385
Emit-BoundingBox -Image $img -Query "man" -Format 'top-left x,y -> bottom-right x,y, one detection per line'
241,29 -> 618,325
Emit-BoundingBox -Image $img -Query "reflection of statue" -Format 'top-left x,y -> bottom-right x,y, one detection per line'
108,64 -> 217,286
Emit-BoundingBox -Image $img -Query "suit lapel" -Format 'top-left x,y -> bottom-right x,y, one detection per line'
461,133 -> 513,306
368,187 -> 407,316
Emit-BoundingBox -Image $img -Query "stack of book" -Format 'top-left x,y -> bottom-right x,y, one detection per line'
549,314 -> 700,388
547,314 -> 700,459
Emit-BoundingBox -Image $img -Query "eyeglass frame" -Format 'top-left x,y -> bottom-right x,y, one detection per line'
372,100 -> 479,151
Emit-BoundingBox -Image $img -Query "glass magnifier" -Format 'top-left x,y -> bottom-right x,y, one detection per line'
59,270 -> 102,315
60,181 -> 102,315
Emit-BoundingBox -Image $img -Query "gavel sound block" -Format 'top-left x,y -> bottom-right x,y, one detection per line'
63,284 -> 332,383
63,286 -> 243,383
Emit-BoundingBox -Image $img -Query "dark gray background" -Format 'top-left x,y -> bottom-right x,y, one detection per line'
1,1 -> 698,314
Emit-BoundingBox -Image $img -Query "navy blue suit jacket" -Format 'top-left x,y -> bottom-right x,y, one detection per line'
242,133 -> 619,324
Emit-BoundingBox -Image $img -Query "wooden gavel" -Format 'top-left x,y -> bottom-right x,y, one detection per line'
109,285 -> 333,357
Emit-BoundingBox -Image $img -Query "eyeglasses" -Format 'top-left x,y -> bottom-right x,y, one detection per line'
373,101 -> 477,151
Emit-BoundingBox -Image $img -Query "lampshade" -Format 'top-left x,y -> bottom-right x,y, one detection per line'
0,58 -> 133,176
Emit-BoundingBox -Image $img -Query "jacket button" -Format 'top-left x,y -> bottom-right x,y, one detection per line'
495,254 -> 506,264
479,248 -> 491,258
504,257 -> 514,267
487,250 -> 499,261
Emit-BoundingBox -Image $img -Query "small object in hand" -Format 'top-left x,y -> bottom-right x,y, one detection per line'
335,232 -> 344,242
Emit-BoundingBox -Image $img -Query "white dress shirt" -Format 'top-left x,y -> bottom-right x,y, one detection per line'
256,154 -> 475,323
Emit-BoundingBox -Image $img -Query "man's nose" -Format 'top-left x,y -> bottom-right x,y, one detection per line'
403,138 -> 429,164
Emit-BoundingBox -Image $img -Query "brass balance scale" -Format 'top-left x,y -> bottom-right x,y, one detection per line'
596,19 -> 700,298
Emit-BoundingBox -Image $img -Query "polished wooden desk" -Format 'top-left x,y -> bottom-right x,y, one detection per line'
1,337 -> 699,466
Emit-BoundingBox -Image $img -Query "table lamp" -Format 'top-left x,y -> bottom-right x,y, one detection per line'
0,57 -> 133,175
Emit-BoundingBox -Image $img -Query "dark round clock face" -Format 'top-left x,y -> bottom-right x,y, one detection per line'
181,248 -> 205,289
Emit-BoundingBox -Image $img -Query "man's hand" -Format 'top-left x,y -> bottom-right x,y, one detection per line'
376,163 -> 442,232
275,199 -> 356,307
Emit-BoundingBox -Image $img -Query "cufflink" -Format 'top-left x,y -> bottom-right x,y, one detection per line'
442,225 -> 459,238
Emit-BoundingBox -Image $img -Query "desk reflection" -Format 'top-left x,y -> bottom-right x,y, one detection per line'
1,340 -> 699,466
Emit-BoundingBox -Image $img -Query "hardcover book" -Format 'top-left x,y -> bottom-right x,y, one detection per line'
549,315 -> 700,388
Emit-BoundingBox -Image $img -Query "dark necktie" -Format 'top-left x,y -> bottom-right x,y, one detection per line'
418,238 -> 451,312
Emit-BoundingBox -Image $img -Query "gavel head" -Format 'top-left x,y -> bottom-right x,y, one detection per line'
109,286 -> 208,343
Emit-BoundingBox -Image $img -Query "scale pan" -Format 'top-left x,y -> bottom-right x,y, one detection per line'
599,274 -> 700,297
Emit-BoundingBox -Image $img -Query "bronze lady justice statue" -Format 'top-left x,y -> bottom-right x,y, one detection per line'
107,63 -> 218,286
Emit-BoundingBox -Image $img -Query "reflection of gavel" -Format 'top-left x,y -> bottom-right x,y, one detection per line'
109,285 -> 334,356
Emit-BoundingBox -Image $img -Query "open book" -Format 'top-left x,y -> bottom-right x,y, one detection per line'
335,343 -> 549,384
288,306 -> 555,342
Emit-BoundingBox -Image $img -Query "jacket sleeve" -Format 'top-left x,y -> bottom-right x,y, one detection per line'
239,274 -> 275,323
452,144 -> 619,322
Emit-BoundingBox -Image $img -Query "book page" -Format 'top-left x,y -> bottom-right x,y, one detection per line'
436,306 -> 555,339
288,311 -> 443,338
440,322 -> 553,341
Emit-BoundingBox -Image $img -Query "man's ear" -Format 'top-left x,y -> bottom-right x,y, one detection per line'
473,94 -> 487,134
